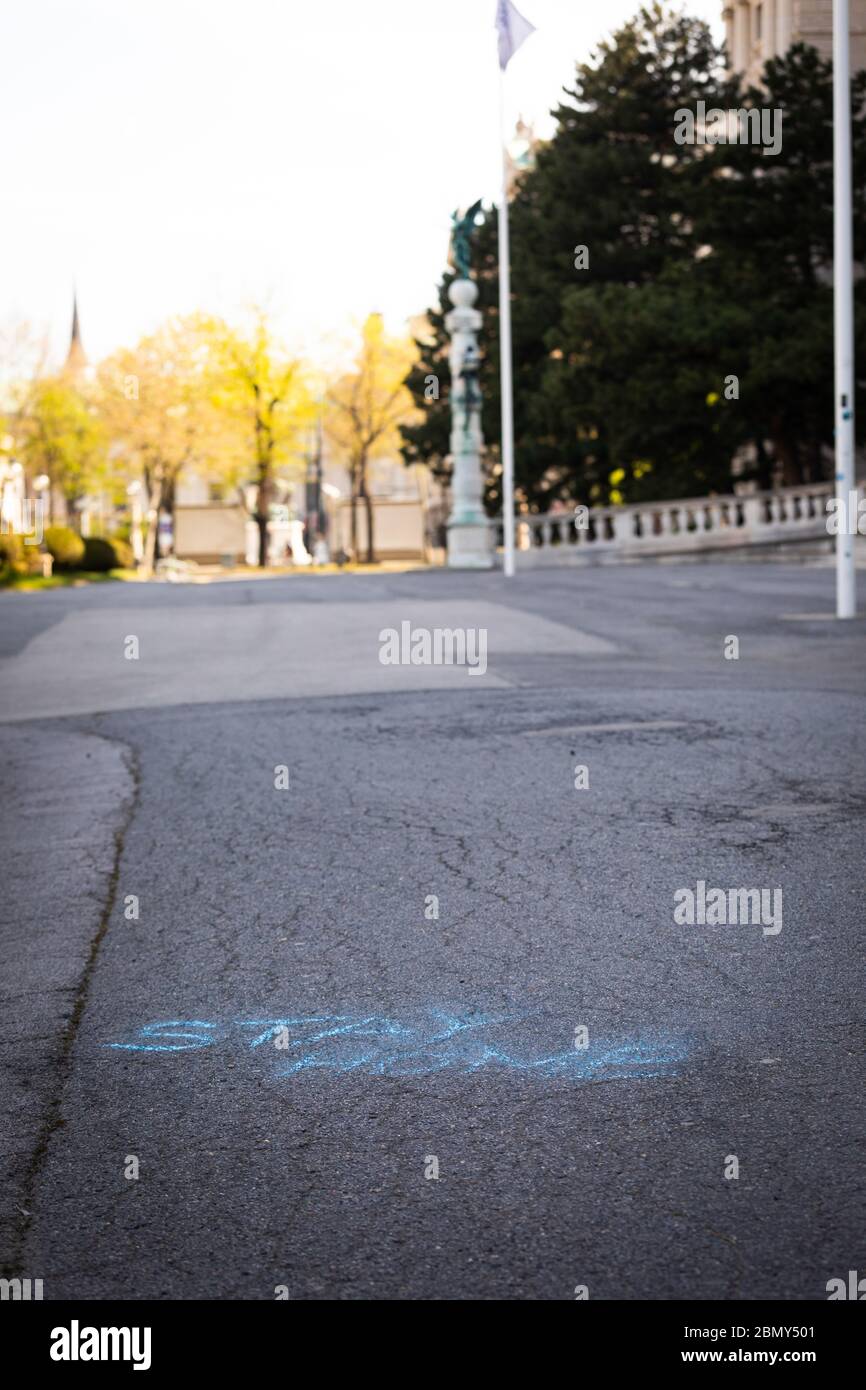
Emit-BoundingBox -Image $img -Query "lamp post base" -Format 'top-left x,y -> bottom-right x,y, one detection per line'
447,520 -> 494,569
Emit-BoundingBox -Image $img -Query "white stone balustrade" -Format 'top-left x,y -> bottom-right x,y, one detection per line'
494,482 -> 849,566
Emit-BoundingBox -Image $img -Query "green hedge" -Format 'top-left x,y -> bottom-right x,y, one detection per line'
82,535 -> 134,571
0,533 -> 48,580
45,525 -> 85,569
4,527 -> 134,581
0,532 -> 23,572
0,532 -> 25,580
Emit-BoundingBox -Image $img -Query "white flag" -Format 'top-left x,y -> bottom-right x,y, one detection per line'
496,0 -> 535,71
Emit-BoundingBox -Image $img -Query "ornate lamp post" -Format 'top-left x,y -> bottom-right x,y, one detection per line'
446,206 -> 493,569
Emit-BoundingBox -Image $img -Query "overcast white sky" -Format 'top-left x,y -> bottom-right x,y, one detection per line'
0,0 -> 721,371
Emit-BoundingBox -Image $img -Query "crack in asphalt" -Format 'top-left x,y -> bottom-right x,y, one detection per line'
3,733 -> 140,1280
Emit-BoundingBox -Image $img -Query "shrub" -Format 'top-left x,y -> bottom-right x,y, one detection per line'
112,536 -> 135,569
111,537 -> 134,569
22,546 -> 46,575
82,535 -> 134,571
0,534 -> 47,581
45,525 -> 85,569
0,532 -> 25,579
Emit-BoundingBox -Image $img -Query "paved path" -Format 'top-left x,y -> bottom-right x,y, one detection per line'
1,563 -> 863,1299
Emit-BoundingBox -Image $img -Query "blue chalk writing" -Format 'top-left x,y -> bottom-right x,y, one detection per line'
104,1010 -> 688,1080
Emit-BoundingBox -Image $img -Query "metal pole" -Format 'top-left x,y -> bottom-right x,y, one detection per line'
498,70 -> 516,577
834,0 -> 857,617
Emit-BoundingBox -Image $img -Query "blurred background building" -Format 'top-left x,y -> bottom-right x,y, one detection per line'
723,0 -> 866,85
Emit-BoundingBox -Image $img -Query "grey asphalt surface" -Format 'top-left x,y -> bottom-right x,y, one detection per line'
1,560 -> 864,1300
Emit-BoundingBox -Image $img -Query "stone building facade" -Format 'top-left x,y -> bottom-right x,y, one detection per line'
723,0 -> 866,85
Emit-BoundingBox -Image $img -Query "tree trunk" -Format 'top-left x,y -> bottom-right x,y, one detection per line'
255,512 -> 269,567
359,456 -> 375,563
142,485 -> 161,577
142,467 -> 164,575
349,460 -> 358,560
255,464 -> 272,568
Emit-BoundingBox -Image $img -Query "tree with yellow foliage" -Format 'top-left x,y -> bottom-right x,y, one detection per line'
326,314 -> 419,563
97,315 -> 230,574
19,375 -> 106,526
205,313 -> 314,567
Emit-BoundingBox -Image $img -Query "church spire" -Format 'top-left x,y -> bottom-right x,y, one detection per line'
65,291 -> 86,373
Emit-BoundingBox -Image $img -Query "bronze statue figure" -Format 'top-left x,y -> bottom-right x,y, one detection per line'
450,199 -> 483,279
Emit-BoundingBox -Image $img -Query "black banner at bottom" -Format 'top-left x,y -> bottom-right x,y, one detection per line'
2,1297 -> 860,1375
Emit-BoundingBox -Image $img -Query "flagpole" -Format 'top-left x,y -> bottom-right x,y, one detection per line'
498,67 -> 516,578
834,0 -> 856,617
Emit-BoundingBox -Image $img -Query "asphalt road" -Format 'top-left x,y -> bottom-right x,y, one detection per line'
1,561 -> 864,1300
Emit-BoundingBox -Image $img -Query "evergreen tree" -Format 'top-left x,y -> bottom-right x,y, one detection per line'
402,6 -> 866,507
402,4 -> 732,508
690,43 -> 866,485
